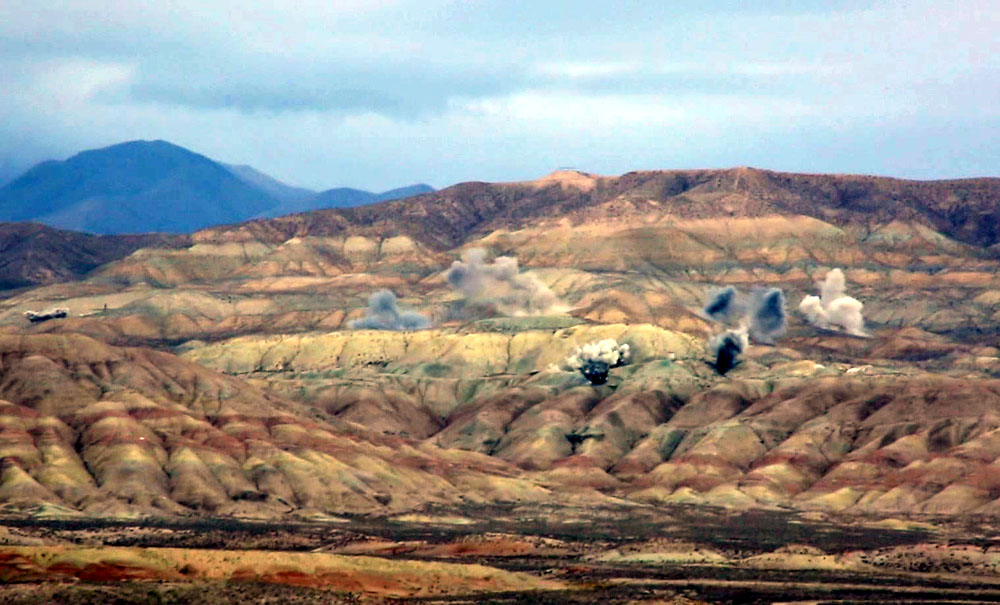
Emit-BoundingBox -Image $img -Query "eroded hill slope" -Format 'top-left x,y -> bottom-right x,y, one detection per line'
0,333 -> 568,518
0,168 -> 998,522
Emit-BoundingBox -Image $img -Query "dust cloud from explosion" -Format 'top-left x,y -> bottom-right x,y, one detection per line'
348,251 -> 865,380
565,339 -> 631,385
702,285 -> 788,374
349,290 -> 430,331
351,249 -> 563,330
446,248 -> 563,316
799,268 -> 867,336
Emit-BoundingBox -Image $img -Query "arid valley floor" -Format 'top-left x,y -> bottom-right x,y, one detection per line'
2,168 -> 1000,602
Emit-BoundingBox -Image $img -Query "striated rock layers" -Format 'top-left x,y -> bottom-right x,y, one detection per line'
0,167 -> 999,520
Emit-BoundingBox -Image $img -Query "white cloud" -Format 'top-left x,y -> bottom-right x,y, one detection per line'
532,61 -> 640,79
0,0 -> 997,189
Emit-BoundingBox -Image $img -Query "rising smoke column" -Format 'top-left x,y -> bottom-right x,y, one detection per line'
446,248 -> 562,316
565,339 -> 631,385
702,285 -> 785,374
799,268 -> 867,336
708,327 -> 748,375
748,287 -> 787,344
702,285 -> 787,344
349,290 -> 430,330
703,286 -> 746,324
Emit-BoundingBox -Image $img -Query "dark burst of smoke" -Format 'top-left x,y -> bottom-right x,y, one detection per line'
748,287 -> 787,344
708,328 -> 748,375
349,290 -> 430,331
703,286 -> 745,324
580,361 -> 611,385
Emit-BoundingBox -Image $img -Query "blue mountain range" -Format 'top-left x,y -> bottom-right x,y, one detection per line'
0,140 -> 433,234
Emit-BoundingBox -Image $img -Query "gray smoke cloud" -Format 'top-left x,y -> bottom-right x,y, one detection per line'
702,285 -> 787,344
349,290 -> 431,331
703,286 -> 746,324
799,268 -> 867,336
708,327 -> 748,375
565,339 -> 632,385
446,248 -> 564,316
748,287 -> 788,344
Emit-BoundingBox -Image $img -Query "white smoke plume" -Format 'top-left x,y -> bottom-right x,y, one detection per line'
799,268 -> 867,336
349,290 -> 430,331
24,307 -> 69,324
565,339 -> 631,385
708,327 -> 748,375
447,248 -> 563,316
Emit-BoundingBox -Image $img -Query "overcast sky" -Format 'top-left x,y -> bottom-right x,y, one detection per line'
1,1 -> 997,191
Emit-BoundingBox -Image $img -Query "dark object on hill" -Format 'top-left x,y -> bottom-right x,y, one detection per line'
580,363 -> 610,385
565,339 -> 632,385
24,307 -> 68,323
709,329 -> 748,375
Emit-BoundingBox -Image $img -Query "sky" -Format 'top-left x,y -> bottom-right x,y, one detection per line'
1,0 -> 997,191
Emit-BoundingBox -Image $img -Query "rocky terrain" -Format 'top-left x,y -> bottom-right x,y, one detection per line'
0,223 -> 185,291
0,167 -> 999,601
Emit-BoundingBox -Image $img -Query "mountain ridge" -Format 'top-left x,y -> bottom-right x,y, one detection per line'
256,183 -> 435,218
194,166 -> 1000,251
0,222 -> 187,292
0,140 -> 277,234
0,140 -> 435,234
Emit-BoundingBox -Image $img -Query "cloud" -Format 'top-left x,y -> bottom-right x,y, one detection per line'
747,288 -> 788,345
0,0 -> 997,190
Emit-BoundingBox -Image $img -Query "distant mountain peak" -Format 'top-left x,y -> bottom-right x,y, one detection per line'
0,140 -> 276,234
223,163 -> 316,203
530,169 -> 603,192
0,140 -> 436,234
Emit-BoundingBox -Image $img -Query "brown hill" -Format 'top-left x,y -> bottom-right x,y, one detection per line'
173,325 -> 1000,516
0,167 -> 999,523
0,222 -> 185,293
192,168 -> 1000,249
0,333 -> 568,518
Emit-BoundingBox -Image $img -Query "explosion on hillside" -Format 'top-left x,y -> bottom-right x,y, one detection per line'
799,268 -> 867,336
703,285 -> 787,344
23,307 -> 69,323
348,290 -> 430,331
708,327 -> 748,375
703,286 -> 746,324
565,339 -> 631,385
446,248 -> 564,316
748,287 -> 788,344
